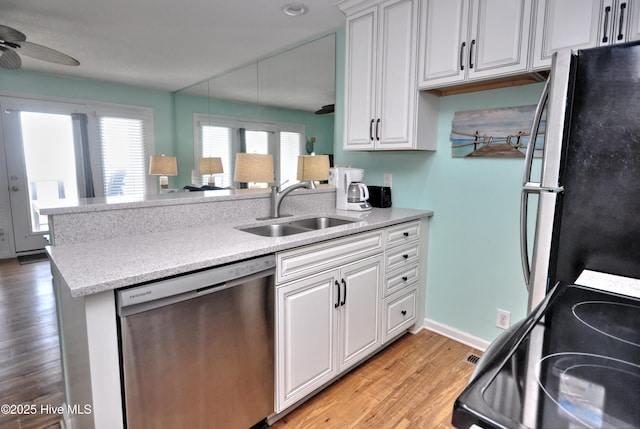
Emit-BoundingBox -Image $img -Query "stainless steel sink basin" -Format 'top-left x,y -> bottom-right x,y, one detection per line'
288,217 -> 356,230
239,224 -> 310,237
238,216 -> 358,237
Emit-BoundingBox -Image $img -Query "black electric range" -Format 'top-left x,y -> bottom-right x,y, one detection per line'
453,282 -> 640,429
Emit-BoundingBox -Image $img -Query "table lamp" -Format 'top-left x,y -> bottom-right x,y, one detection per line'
199,157 -> 224,187
149,155 -> 178,190
297,155 -> 330,188
234,153 -> 274,187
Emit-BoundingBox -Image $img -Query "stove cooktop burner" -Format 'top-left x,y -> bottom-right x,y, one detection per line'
572,301 -> 640,348
536,352 -> 640,428
453,283 -> 640,429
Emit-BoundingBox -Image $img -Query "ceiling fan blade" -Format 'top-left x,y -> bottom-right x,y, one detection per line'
0,47 -> 21,69
0,24 -> 26,42
15,41 -> 79,66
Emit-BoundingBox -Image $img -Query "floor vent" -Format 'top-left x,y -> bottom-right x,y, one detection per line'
464,353 -> 481,365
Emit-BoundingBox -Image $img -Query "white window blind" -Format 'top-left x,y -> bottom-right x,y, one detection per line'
201,125 -> 233,187
280,131 -> 302,185
99,116 -> 147,196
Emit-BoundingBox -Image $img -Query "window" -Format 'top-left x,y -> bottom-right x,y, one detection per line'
93,105 -> 153,196
194,114 -> 304,187
201,125 -> 233,187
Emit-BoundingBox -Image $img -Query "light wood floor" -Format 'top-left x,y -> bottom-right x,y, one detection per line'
0,258 -> 63,429
0,257 -> 480,429
270,329 -> 481,429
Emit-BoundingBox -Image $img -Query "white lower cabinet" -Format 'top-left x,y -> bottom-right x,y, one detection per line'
275,219 -> 429,414
275,255 -> 383,412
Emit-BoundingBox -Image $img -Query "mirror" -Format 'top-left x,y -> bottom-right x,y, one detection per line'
174,33 -> 336,189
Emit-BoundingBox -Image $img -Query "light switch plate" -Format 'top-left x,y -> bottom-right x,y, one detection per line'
383,173 -> 392,188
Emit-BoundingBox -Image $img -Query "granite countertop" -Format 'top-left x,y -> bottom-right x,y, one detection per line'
47,207 -> 433,297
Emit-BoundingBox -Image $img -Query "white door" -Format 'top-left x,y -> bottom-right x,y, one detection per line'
376,0 -> 418,149
1,98 -> 86,253
531,0 -> 603,70
344,5 -> 378,150
338,255 -> 382,372
418,0 -> 470,88
276,270 -> 339,412
467,0 -> 533,80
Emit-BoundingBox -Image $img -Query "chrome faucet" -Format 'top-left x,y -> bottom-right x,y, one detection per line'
269,181 -> 312,218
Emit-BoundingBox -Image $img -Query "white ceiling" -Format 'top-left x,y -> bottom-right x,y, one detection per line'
1,0 -> 345,97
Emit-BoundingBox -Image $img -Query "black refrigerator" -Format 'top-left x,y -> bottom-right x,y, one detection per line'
452,41 -> 640,428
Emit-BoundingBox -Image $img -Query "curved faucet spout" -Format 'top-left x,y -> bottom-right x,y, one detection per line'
270,181 -> 312,218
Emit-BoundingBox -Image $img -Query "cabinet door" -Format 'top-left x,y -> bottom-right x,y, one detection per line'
607,0 -> 633,45
629,0 -> 640,41
418,0 -> 469,89
467,0 -> 533,80
338,255 -> 382,372
344,6 -> 378,150
276,271 -> 339,412
376,0 -> 418,149
531,0 -> 603,69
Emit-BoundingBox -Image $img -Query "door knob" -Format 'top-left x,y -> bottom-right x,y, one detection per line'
11,186 -> 19,192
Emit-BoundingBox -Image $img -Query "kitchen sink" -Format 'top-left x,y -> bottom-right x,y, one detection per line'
238,216 -> 358,237
288,217 -> 357,230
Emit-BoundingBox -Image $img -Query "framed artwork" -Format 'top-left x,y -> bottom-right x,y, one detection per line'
450,105 -> 545,158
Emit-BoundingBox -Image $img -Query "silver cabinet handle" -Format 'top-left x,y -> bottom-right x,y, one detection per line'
520,78 -> 549,290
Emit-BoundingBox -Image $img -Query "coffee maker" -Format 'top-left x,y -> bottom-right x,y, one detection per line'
332,167 -> 372,211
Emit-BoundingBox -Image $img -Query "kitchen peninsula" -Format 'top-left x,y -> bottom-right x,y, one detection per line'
41,187 -> 432,428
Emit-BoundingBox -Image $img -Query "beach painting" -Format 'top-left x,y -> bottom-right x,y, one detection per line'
450,105 -> 545,158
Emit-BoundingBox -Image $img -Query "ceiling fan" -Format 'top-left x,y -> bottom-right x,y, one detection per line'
0,24 -> 79,70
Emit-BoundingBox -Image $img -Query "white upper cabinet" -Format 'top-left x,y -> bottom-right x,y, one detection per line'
418,0 -> 533,89
532,0 -> 640,70
629,1 -> 640,40
344,6 -> 378,149
342,0 -> 438,151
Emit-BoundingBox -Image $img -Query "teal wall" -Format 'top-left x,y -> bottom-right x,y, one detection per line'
0,69 -> 175,151
333,26 -> 545,342
0,69 -> 334,188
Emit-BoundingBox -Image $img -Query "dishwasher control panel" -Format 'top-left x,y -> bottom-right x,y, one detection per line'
117,254 -> 275,314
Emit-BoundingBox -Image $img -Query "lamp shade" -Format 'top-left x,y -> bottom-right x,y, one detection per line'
199,157 -> 224,174
149,155 -> 178,176
297,155 -> 330,181
234,153 -> 274,183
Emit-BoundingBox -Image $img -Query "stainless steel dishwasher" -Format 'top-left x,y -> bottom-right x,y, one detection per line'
116,254 -> 275,429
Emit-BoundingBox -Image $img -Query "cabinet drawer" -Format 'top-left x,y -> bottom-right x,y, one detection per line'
383,288 -> 417,343
385,241 -> 420,272
384,263 -> 419,297
277,230 -> 384,284
386,220 -> 421,248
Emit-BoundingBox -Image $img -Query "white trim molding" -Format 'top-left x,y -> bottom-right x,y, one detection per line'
423,318 -> 490,352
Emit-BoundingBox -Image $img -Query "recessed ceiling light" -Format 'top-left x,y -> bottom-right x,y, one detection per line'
282,3 -> 308,16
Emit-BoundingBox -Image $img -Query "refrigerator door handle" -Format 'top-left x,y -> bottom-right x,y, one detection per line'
520,78 -> 550,290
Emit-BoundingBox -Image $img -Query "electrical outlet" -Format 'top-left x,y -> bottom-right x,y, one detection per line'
383,173 -> 392,188
496,308 -> 511,330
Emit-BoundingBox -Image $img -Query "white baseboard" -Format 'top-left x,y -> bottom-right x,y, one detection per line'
422,318 -> 490,352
